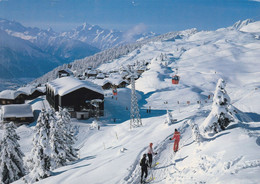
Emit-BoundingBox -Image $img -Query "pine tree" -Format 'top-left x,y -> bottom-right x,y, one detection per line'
188,120 -> 203,143
0,122 -> 25,184
49,113 -> 66,169
56,107 -> 77,163
25,109 -> 53,183
202,78 -> 234,133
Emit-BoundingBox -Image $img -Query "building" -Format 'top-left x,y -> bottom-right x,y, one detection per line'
1,104 -> 34,125
0,90 -> 26,105
85,69 -> 98,78
58,69 -> 74,78
17,86 -> 46,100
46,77 -> 104,119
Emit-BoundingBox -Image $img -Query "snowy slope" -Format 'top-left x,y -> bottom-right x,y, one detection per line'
2,21 -> 260,184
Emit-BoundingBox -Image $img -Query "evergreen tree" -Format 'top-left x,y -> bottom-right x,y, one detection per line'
202,78 -> 234,133
49,107 -> 77,170
49,108 -> 67,169
25,109 -> 54,183
188,120 -> 203,143
0,122 -> 25,184
57,107 -> 78,162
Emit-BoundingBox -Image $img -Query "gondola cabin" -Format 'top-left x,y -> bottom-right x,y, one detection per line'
172,75 -> 180,84
112,88 -> 117,96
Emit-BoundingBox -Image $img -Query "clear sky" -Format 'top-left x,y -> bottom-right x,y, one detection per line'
0,0 -> 260,33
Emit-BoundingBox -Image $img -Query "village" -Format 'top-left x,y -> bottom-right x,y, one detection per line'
0,58 -> 160,125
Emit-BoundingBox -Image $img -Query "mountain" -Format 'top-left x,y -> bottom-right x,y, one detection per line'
0,29 -> 61,79
0,18 -> 100,62
6,20 -> 260,184
34,28 -> 197,84
65,22 -> 156,50
231,19 -> 254,30
0,18 -> 155,85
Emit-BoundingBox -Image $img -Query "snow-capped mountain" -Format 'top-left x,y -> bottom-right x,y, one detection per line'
0,29 -> 61,79
231,19 -> 254,30
3,20 -> 260,184
65,22 -> 156,50
0,18 -> 100,61
0,18 -> 155,86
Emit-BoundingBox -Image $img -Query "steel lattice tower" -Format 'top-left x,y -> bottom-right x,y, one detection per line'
129,72 -> 142,129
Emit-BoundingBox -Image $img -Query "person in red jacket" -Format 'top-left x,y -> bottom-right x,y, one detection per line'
169,129 -> 181,152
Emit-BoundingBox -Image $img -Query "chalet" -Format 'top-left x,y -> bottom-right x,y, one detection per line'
46,77 -> 104,119
96,72 -> 105,79
58,69 -> 74,78
116,80 -> 129,88
102,81 -> 113,90
1,104 -> 34,125
85,69 -> 98,79
0,90 -> 26,105
17,86 -> 46,100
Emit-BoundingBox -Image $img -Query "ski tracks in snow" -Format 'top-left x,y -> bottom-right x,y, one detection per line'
123,120 -> 190,184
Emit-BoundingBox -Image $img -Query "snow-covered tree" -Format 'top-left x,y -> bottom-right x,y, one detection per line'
165,110 -> 176,125
49,107 -> 77,169
56,107 -> 78,163
0,122 -> 25,184
25,109 -> 54,183
202,78 -> 234,133
188,120 -> 203,143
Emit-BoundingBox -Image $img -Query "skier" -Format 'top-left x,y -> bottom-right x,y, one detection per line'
169,129 -> 181,152
147,143 -> 157,167
140,154 -> 149,183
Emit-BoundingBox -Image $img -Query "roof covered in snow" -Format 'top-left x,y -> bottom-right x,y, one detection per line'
47,76 -> 103,96
17,86 -> 37,96
0,90 -> 26,100
1,104 -> 34,118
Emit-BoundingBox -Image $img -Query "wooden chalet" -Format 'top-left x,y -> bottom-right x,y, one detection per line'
116,80 -> 129,88
46,77 -> 104,119
1,104 -> 34,125
17,86 -> 46,100
96,72 -> 105,79
102,81 -> 113,90
58,69 -> 74,78
85,69 -> 98,78
0,90 -> 26,105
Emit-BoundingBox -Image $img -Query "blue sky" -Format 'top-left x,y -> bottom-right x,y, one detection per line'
0,0 -> 260,33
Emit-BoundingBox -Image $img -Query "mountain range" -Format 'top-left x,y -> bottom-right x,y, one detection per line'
0,18 -> 155,81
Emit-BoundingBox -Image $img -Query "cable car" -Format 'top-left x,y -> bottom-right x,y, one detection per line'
112,88 -> 118,96
172,75 -> 180,84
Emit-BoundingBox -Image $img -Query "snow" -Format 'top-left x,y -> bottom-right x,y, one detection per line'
47,76 -> 103,96
240,21 -> 260,33
17,86 -> 37,96
0,90 -> 26,100
1,21 -> 260,184
1,104 -> 33,118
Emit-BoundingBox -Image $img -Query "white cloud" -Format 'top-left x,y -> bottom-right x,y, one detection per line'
123,23 -> 147,42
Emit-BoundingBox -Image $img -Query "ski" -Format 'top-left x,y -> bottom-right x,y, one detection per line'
144,176 -> 155,183
150,162 -> 159,168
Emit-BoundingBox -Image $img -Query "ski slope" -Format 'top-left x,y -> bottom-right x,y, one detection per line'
2,21 -> 260,184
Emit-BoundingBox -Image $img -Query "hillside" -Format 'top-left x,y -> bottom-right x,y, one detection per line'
1,20 -> 260,184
